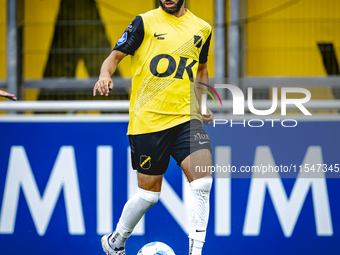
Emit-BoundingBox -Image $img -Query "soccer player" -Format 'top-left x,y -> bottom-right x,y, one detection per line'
94,1 -> 213,254
0,90 -> 16,101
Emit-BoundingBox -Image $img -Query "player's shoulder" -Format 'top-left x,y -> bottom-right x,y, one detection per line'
129,9 -> 157,30
138,8 -> 158,20
186,9 -> 212,32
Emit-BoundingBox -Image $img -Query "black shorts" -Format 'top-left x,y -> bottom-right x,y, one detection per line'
129,119 -> 212,175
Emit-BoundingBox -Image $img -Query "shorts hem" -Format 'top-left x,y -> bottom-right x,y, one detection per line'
176,147 -> 212,166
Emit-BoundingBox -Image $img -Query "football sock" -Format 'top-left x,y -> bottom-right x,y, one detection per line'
188,177 -> 213,254
109,231 -> 127,249
189,238 -> 204,255
110,187 -> 160,248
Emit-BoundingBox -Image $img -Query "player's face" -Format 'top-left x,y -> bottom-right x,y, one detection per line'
159,0 -> 185,15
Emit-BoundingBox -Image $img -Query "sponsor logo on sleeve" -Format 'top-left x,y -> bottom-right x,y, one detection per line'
117,32 -> 127,46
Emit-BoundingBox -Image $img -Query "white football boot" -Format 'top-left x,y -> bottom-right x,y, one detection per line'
101,232 -> 126,255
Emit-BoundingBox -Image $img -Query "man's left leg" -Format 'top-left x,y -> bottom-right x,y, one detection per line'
101,173 -> 162,255
181,149 -> 212,255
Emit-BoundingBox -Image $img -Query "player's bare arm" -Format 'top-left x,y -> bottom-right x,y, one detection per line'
0,90 -> 17,101
93,50 -> 127,97
196,62 -> 213,125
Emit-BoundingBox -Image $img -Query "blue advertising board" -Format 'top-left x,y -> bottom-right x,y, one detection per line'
0,119 -> 339,255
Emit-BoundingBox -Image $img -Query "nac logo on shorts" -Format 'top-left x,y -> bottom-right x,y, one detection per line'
149,54 -> 197,82
140,155 -> 151,170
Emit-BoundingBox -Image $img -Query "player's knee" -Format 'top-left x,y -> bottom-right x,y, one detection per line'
190,177 -> 213,191
137,187 -> 161,205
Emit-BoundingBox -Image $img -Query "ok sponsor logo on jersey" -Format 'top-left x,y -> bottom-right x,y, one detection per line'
149,54 -> 197,82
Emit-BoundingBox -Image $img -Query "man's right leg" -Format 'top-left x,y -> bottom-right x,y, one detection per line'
101,173 -> 162,255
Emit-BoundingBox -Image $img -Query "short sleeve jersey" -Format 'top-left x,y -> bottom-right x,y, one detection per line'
114,7 -> 212,135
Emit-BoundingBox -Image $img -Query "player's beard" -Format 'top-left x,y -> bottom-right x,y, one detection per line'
159,0 -> 185,15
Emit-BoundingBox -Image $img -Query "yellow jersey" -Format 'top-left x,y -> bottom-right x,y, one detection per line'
113,7 -> 212,135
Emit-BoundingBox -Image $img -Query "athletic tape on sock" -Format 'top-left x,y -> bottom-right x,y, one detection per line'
190,177 -> 213,191
137,187 -> 160,204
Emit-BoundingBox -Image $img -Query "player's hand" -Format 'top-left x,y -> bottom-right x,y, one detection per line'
201,107 -> 213,125
93,77 -> 114,96
0,90 -> 17,101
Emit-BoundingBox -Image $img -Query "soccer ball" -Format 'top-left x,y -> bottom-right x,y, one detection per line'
137,241 -> 176,255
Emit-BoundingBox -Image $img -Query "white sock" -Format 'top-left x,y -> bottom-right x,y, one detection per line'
189,238 -> 204,255
188,177 -> 212,254
109,231 -> 127,248
110,188 -> 160,248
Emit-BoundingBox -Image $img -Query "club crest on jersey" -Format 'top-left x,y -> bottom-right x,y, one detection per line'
140,155 -> 151,170
194,35 -> 202,48
117,32 -> 127,46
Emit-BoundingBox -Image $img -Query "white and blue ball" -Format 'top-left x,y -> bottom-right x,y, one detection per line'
137,241 -> 176,255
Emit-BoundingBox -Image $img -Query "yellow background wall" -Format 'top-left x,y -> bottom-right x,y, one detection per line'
97,0 -> 155,78
1,0 -> 215,80
247,0 -> 340,76
24,0 -> 155,79
25,0 -> 61,79
2,1 -> 340,79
